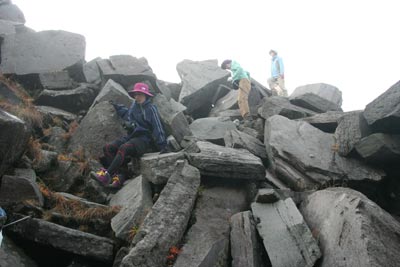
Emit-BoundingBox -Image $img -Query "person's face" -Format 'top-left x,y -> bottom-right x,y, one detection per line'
225,63 -> 231,70
270,52 -> 276,57
133,93 -> 146,104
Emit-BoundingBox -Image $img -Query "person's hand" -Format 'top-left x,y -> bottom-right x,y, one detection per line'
227,77 -> 233,82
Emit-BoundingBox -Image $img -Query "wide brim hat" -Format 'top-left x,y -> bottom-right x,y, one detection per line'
128,82 -> 153,97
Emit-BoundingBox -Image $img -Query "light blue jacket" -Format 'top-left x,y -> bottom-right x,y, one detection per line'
231,60 -> 250,81
271,56 -> 284,78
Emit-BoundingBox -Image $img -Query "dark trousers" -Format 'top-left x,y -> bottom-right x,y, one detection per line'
102,137 -> 149,175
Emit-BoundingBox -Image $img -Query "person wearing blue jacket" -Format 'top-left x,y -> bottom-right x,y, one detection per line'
268,50 -> 288,97
91,82 -> 167,188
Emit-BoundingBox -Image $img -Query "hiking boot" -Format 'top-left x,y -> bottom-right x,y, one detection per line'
108,174 -> 124,189
90,168 -> 111,186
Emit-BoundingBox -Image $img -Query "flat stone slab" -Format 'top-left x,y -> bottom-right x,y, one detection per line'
297,111 -> 345,133
251,198 -> 321,267
140,152 -> 185,184
258,96 -> 316,120
355,133 -> 400,165
190,117 -> 236,145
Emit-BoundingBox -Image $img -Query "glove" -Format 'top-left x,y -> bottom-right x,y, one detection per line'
227,77 -> 233,82
122,121 -> 136,133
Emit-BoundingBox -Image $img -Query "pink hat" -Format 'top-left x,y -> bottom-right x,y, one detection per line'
128,82 -> 153,97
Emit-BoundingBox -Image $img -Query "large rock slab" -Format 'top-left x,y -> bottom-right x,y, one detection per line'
35,83 -> 99,113
190,117 -> 236,145
90,79 -> 133,109
68,101 -> 126,158
252,198 -> 321,267
258,96 -> 316,120
109,176 -> 153,242
83,57 -> 102,84
224,129 -> 269,166
5,218 -> 115,262
174,185 -> 248,267
0,3 -> 25,23
36,105 -> 77,125
265,115 -> 384,190
177,59 -> 230,116
300,187 -> 400,267
152,93 -> 192,144
0,80 -> 22,105
334,110 -> 371,156
140,152 -> 185,184
38,71 -> 76,90
355,133 -> 400,165
0,19 -> 16,37
0,30 -> 85,76
0,109 -> 30,177
0,235 -> 37,267
120,160 -> 200,267
209,88 -> 238,117
187,141 -> 265,180
297,111 -> 345,133
230,211 -> 267,267
364,80 -> 400,133
96,55 -> 156,88
289,83 -> 342,113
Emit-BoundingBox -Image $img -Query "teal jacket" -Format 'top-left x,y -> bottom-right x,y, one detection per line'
231,60 -> 250,81
271,56 -> 284,78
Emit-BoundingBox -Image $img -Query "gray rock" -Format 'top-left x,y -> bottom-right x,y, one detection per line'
155,80 -> 172,100
46,126 -> 68,152
32,149 -> 58,173
300,187 -> 400,267
68,101 -> 126,158
96,55 -> 156,88
258,96 -> 316,120
224,129 -> 269,166
152,93 -> 191,144
364,80 -> 400,133
0,19 -> 16,37
265,115 -> 385,190
334,111 -> 371,156
44,159 -> 83,193
90,79 -> 133,109
83,57 -> 102,84
0,235 -> 37,267
290,83 -> 342,112
110,176 -> 153,242
36,105 -> 78,124
0,110 -> 30,176
0,172 -> 43,206
120,160 -> 200,267
0,3 -> 25,23
212,109 -> 242,120
6,218 -> 115,263
38,71 -> 76,90
297,111 -> 345,133
0,80 -> 22,105
355,133 -> 400,165
140,152 -> 185,184
174,185 -> 248,267
230,211 -> 266,267
255,188 -> 280,203
35,83 -> 99,113
190,117 -> 236,145
209,88 -> 239,117
187,141 -> 265,180
161,80 -> 181,101
252,198 -> 321,267
177,59 -> 230,116
0,30 -> 85,76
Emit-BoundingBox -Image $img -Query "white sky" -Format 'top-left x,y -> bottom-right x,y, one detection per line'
12,0 -> 400,111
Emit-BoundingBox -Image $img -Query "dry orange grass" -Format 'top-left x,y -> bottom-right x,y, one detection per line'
27,137 -> 43,164
62,120 -> 79,141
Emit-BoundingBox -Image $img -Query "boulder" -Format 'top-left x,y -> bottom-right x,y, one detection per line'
300,187 -> 400,267
190,117 -> 236,145
209,87 -> 238,117
109,176 -> 153,242
334,111 -> 371,156
83,57 -> 102,84
36,106 -> 78,126
32,149 -> 58,174
364,80 -> 400,133
254,188 -> 280,203
0,30 -> 85,77
0,19 -> 16,38
224,129 -> 269,166
187,141 -> 265,180
355,133 -> 400,165
0,235 -> 37,267
0,3 -> 25,23
289,83 -> 342,112
177,59 -> 230,117
38,71 -> 76,90
251,198 -> 321,267
0,80 -> 22,105
230,211 -> 267,267
161,80 -> 181,102
68,101 -> 126,158
120,161 -> 200,267
90,79 -> 133,109
35,83 -> 99,113
213,109 -> 242,120
45,126 -> 68,152
265,115 -> 384,190
5,218 -> 115,263
152,93 -> 191,144
140,152 -> 185,184
174,185 -> 248,267
43,159 -> 83,193
96,55 -> 156,88
297,111 -> 345,133
0,109 -> 30,177
258,96 -> 316,120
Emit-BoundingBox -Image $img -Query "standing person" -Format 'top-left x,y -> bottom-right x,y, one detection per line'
91,82 -> 168,188
220,59 -> 252,123
268,50 -> 288,97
